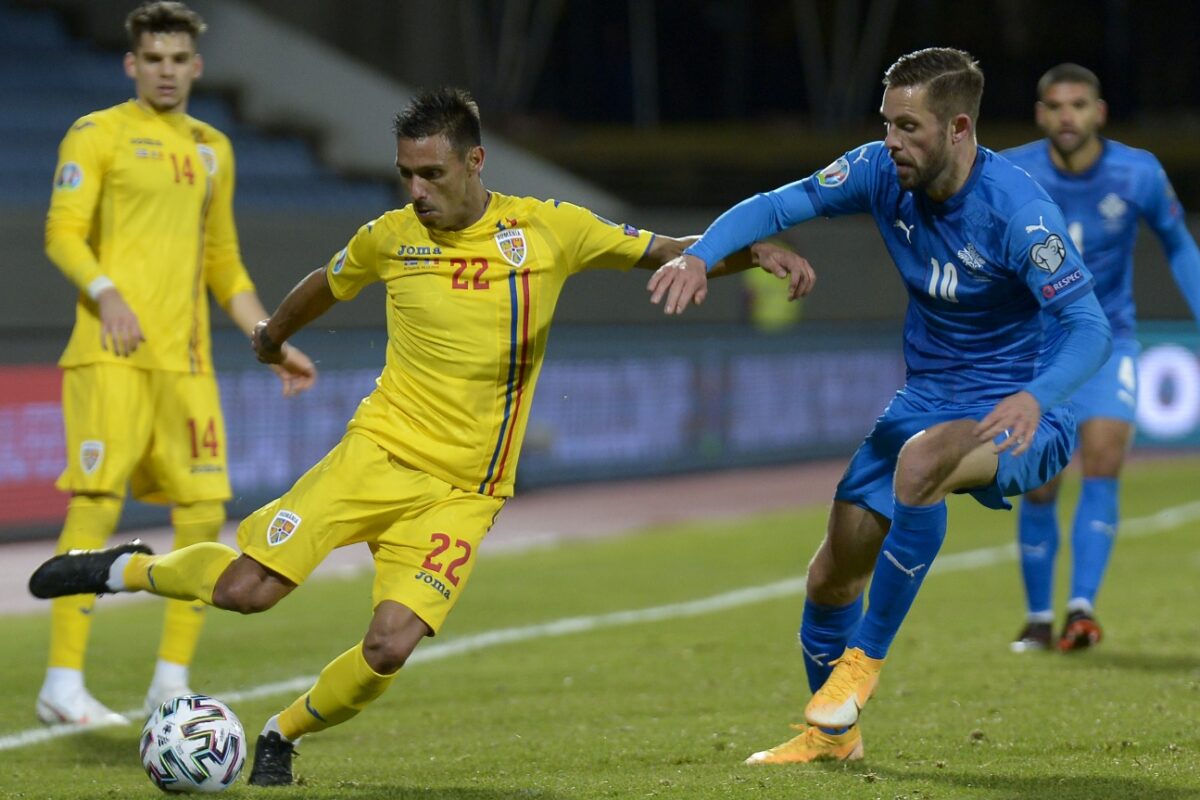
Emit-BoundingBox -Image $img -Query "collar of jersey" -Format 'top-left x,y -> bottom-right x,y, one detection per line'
1043,136 -> 1109,182
125,99 -> 191,132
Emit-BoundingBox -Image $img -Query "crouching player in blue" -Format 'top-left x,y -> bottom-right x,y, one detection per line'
1003,64 -> 1200,653
647,48 -> 1112,764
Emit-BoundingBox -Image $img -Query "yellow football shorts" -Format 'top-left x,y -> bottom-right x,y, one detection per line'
236,432 -> 505,634
57,363 -> 231,504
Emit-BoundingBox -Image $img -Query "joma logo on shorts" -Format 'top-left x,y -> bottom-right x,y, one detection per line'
414,570 -> 452,600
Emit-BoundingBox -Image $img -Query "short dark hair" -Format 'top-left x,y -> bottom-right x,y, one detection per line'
392,88 -> 482,155
1037,63 -> 1102,100
125,1 -> 206,51
883,47 -> 984,123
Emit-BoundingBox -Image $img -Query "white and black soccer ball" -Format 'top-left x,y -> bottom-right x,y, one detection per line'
140,694 -> 246,793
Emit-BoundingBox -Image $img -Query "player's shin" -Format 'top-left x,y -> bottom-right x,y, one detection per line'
277,643 -> 396,739
156,502 -> 225,667
850,499 -> 948,658
1069,477 -> 1119,606
800,597 -> 864,692
46,494 -> 123,671
1018,498 -> 1059,617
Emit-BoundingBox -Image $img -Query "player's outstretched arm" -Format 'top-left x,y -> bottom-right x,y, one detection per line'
251,268 -> 337,373
646,236 -> 816,314
744,242 -> 817,301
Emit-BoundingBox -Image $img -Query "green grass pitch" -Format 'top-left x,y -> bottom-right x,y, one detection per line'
1,456 -> 1198,799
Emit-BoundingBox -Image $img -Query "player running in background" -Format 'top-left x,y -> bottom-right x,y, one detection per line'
29,87 -> 813,785
1002,64 -> 1200,653
648,47 -> 1112,765
37,0 -> 316,726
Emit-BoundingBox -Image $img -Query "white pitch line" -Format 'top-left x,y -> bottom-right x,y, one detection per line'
3,499 -> 1197,753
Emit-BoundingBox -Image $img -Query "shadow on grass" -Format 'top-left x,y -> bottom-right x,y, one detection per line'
285,788 -> 565,800
53,735 -> 567,799
1067,650 -> 1200,674
868,765 -> 1198,800
66,727 -> 140,762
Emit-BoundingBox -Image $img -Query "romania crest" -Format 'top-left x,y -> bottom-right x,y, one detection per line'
79,440 -> 104,474
197,144 -> 217,176
267,510 -> 301,546
494,227 -> 527,267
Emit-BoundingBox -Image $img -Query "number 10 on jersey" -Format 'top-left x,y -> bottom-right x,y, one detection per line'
928,258 -> 959,303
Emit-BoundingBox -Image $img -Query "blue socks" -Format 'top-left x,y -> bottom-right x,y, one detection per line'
850,499 -> 947,659
1018,498 -> 1059,618
1069,477 -> 1119,607
799,597 -> 863,693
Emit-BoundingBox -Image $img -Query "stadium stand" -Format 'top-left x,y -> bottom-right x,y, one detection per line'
0,1 -> 395,212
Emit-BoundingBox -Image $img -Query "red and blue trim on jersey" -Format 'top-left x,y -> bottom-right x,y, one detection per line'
480,268 -> 532,495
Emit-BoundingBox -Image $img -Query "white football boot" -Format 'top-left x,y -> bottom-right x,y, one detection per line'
36,686 -> 128,726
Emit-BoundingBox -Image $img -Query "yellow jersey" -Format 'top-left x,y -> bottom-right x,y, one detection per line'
46,100 -> 255,374
327,192 -> 654,497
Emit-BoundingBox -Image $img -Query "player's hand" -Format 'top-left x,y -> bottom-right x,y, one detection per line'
96,287 -> 144,357
974,390 -> 1041,456
270,344 -> 317,397
751,243 -> 817,300
647,254 -> 707,314
251,319 -> 287,365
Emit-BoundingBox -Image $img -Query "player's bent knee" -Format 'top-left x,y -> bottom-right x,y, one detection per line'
362,603 -> 432,674
894,421 -> 979,504
361,636 -> 417,675
1024,482 -> 1059,504
893,439 -> 944,502
210,559 -> 291,614
210,582 -> 278,614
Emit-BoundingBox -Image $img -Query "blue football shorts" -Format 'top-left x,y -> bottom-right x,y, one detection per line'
835,386 -> 1077,518
1068,336 -> 1140,424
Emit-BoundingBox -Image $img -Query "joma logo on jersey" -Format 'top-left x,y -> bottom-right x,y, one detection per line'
397,245 -> 442,256
495,227 -> 527,266
267,510 -> 301,546
414,570 -> 452,600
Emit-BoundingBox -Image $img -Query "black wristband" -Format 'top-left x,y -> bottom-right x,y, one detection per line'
258,326 -> 283,353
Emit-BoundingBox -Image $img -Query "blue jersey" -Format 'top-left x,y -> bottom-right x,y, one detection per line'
804,143 -> 1095,404
1004,138 -> 1195,340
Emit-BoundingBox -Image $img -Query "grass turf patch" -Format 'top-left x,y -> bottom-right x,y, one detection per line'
1,456 -> 1197,798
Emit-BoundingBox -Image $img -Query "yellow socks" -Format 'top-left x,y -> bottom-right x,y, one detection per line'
155,502 -> 225,667
124,542 -> 237,604
278,643 -> 396,739
47,494 -> 123,670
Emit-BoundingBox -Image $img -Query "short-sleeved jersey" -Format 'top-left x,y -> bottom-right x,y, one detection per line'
805,142 -> 1096,404
1003,138 -> 1186,340
326,192 -> 654,497
46,100 -> 255,373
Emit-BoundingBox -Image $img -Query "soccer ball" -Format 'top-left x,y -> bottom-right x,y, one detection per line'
140,694 -> 246,793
